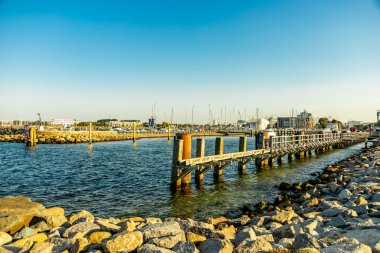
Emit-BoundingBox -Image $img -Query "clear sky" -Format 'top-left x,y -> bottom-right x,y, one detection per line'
0,0 -> 379,123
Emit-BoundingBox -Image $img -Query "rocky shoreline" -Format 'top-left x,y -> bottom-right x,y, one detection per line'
1,143 -> 379,253
0,131 -> 225,144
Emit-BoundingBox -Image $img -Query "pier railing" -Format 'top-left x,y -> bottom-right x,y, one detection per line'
171,131 -> 369,188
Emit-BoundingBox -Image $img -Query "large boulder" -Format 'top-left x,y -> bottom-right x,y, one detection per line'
137,244 -> 176,253
198,238 -> 233,253
234,238 -> 273,253
62,222 -> 100,238
321,243 -> 372,253
139,222 -> 183,241
148,232 -> 186,249
172,241 -> 199,253
68,210 -> 94,225
344,229 -> 380,252
0,232 -> 12,246
0,196 -> 45,234
270,209 -> 295,224
102,231 -> 143,253
234,227 -> 256,246
36,207 -> 68,229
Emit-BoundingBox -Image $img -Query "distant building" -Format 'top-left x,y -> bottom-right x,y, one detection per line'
13,120 -> 30,127
148,117 -> 156,128
326,122 -> 340,131
277,117 -> 296,129
50,119 -> 77,127
120,120 -> 142,128
277,110 -> 313,129
246,118 -> 269,131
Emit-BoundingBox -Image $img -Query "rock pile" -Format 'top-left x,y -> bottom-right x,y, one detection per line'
1,144 -> 379,252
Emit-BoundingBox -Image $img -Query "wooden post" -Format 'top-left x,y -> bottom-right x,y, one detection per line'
27,127 -> 37,146
179,134 -> 192,185
214,137 -> 224,177
168,125 -> 171,140
88,122 -> 92,143
277,156 -> 284,164
133,122 -> 136,143
195,139 -> 205,183
288,153 -> 294,161
268,157 -> 275,167
171,139 -> 183,188
238,136 -> 247,174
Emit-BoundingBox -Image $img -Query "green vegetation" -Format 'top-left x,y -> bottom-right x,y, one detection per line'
318,117 -> 328,129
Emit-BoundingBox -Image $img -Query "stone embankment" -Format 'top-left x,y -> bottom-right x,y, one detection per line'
0,131 -> 224,144
1,144 -> 379,252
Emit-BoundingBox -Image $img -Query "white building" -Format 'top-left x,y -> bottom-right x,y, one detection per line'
50,119 -> 77,127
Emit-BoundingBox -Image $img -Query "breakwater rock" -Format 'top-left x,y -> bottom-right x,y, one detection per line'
0,131 -> 224,144
1,144 -> 379,252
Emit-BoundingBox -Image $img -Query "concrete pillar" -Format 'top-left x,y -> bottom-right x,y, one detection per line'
214,137 -> 224,177
238,136 -> 247,174
195,138 -> 205,183
171,139 -> 183,188
179,134 -> 192,185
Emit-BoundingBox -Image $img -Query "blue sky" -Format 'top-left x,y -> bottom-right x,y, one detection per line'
0,0 -> 379,123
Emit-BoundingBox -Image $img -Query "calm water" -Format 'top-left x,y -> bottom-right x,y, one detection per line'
0,137 -> 364,218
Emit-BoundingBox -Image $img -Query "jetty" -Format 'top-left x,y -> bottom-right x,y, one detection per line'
171,131 -> 370,188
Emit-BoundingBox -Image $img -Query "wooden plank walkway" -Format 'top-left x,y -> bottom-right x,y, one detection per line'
171,131 -> 369,188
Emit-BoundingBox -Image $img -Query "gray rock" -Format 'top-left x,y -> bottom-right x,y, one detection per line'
273,224 -> 303,239
248,217 -> 266,227
226,216 -> 250,227
30,221 -> 50,232
172,241 -> 199,253
198,238 -> 233,253
321,208 -> 344,217
319,235 -> 359,246
234,227 -> 256,246
344,228 -> 380,252
344,209 -> 358,218
351,205 -> 368,215
48,237 -> 75,252
139,222 -> 183,241
372,192 -> 380,202
321,243 -> 372,253
278,238 -> 294,248
328,215 -> 348,228
178,219 -> 214,232
13,227 -> 37,239
62,222 -> 100,238
138,244 -> 176,253
292,233 -> 320,249
149,232 -> 186,249
234,238 -> 273,253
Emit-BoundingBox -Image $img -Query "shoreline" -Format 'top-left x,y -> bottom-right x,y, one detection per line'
0,131 -> 237,144
1,142 -> 379,252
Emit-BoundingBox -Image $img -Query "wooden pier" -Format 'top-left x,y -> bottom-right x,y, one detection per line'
171,131 -> 369,188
